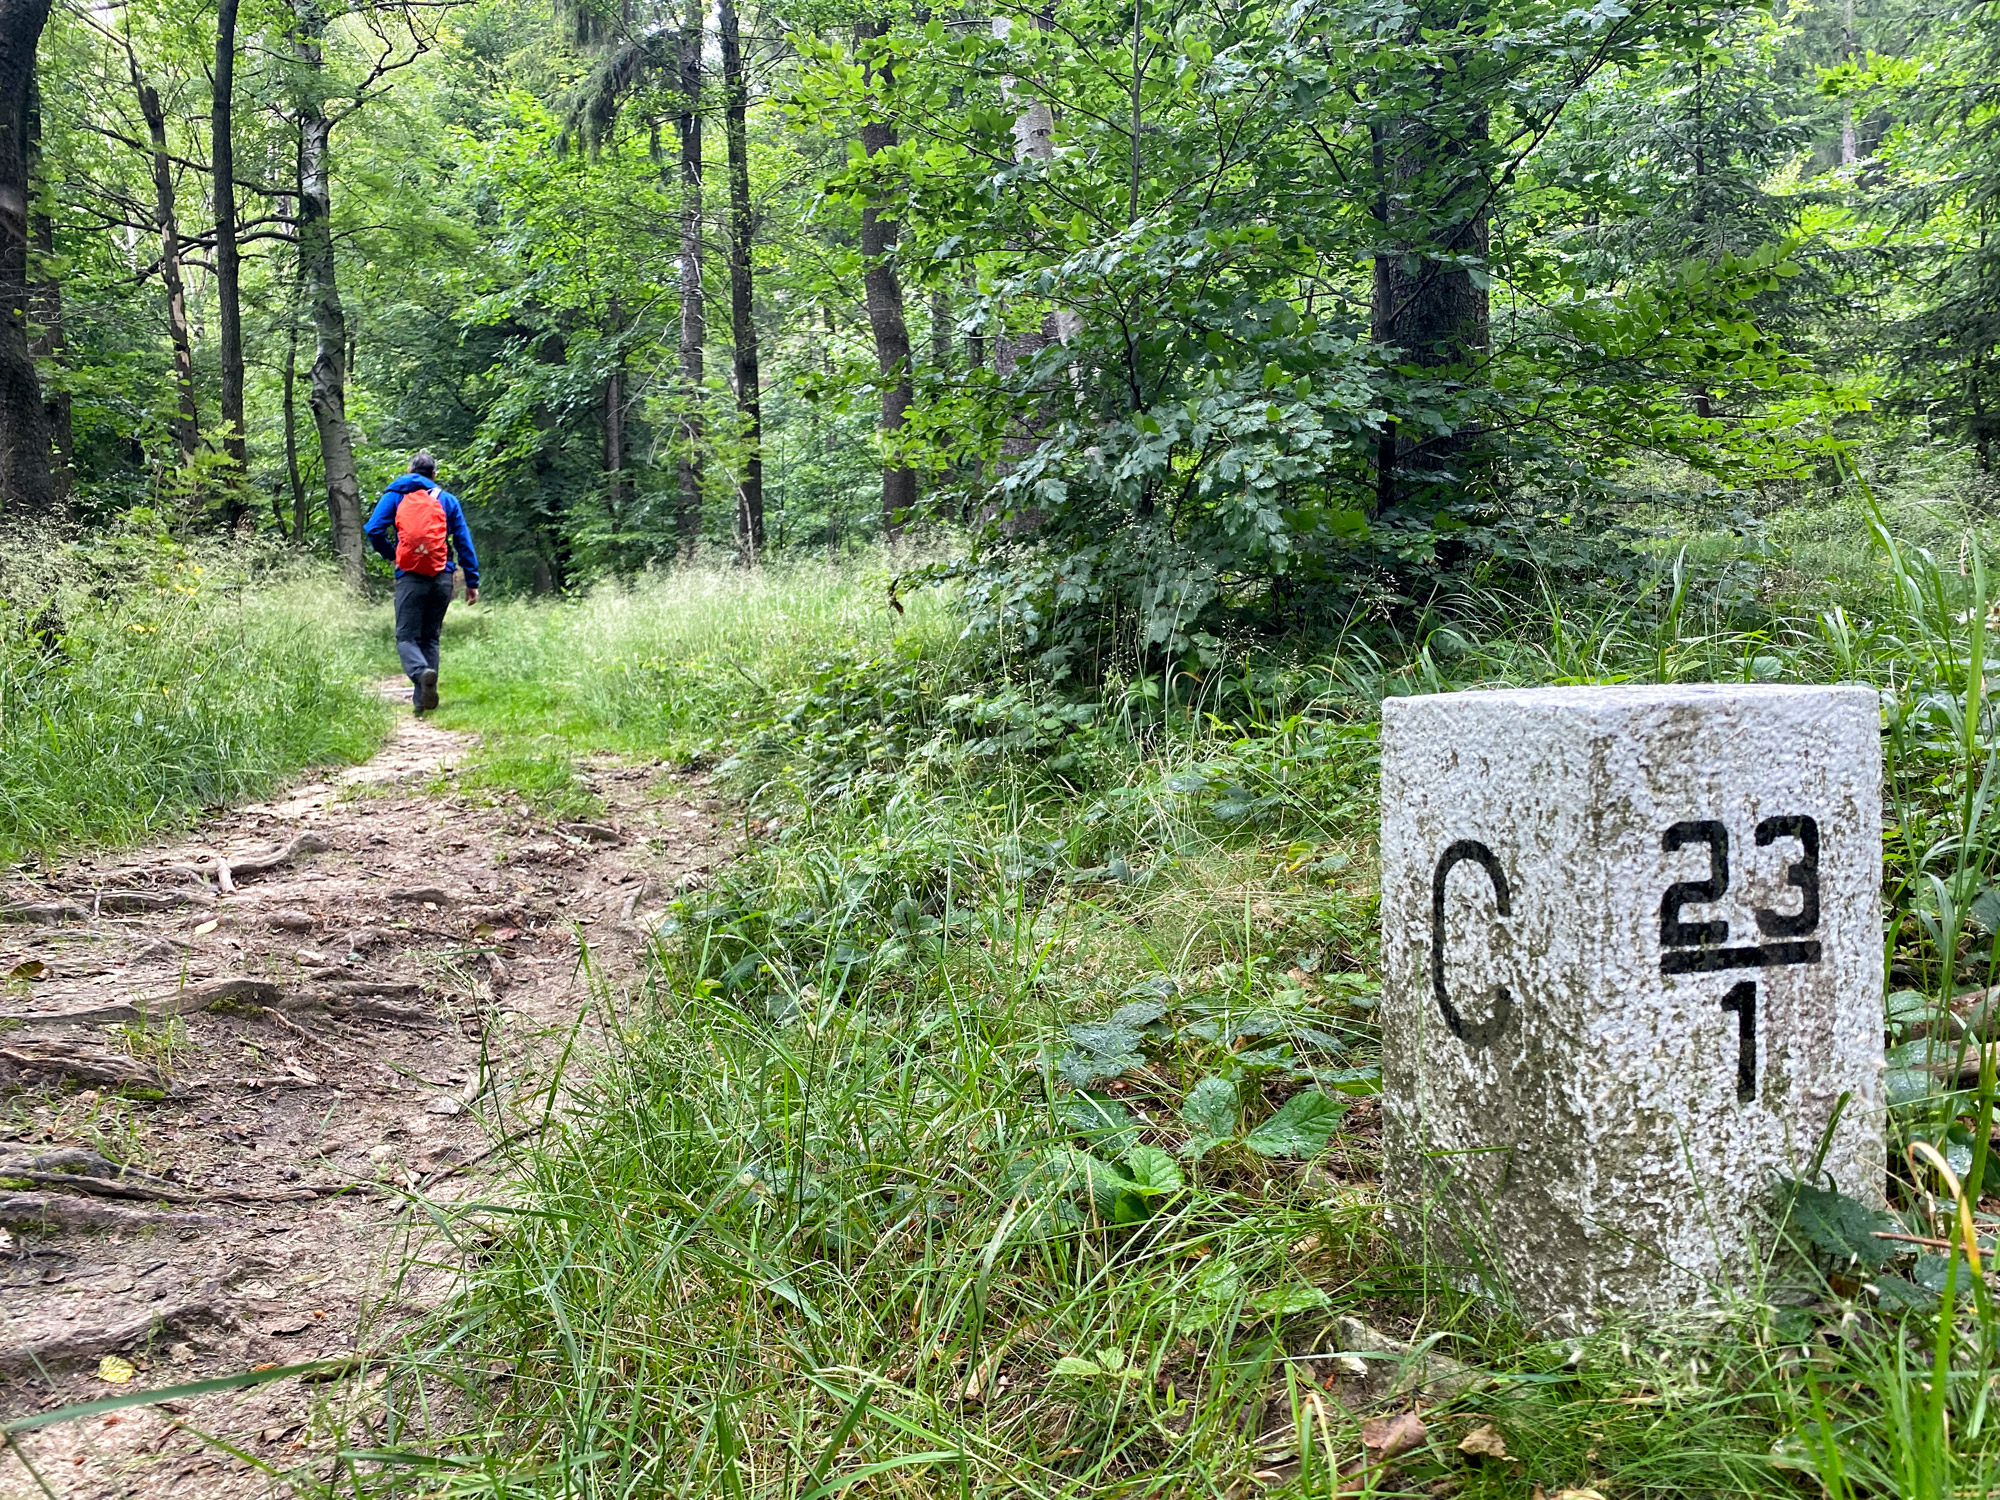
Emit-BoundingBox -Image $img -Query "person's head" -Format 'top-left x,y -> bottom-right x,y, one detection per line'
410,449 -> 437,479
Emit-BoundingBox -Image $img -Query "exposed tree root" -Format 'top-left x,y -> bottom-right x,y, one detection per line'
151,831 -> 333,893
0,975 -> 282,1027
0,901 -> 88,924
0,1147 -> 194,1202
0,1191 -> 227,1233
326,979 -> 422,998
0,1279 -> 236,1376
388,886 -> 452,906
2,891 -> 207,924
0,1040 -> 159,1091
328,996 -> 438,1028
227,832 -> 332,879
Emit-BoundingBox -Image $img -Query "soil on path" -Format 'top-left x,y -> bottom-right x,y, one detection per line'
0,686 -> 729,1495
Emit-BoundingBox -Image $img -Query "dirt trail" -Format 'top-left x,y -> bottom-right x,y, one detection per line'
0,685 -> 729,1494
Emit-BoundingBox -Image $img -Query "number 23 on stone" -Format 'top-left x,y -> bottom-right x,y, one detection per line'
1659,815 -> 1821,1104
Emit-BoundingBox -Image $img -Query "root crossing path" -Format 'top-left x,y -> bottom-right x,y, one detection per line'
0,690 -> 729,1493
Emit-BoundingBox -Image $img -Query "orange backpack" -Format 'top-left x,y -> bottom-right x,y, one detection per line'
394,485 -> 449,575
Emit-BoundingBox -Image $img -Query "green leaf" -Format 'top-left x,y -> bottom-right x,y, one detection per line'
1886,989 -> 1933,1025
1059,1092 -> 1140,1152
1122,1144 -> 1184,1197
1778,1178 -> 1897,1268
1914,1252 -> 1975,1299
1057,1017 -> 1148,1087
1886,1067 -> 1937,1107
1250,1283 -> 1330,1317
1193,1258 -> 1244,1302
1109,999 -> 1169,1031
1870,1273 -> 1935,1311
1242,1088 -> 1348,1158
1318,1064 -> 1382,1094
1971,886 -> 2000,934
1049,1148 -> 1150,1224
1181,1075 -> 1237,1141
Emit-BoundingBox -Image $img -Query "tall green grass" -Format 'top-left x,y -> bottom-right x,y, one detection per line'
0,530 -> 387,862
317,513 -> 2000,1497
431,558 -> 962,752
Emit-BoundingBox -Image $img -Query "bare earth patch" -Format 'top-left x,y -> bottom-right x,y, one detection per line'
0,685 -> 729,1493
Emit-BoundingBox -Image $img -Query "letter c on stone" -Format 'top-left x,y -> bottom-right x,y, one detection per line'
1432,839 -> 1514,1048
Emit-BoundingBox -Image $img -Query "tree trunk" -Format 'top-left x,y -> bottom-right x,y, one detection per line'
1839,0 -> 1857,165
604,361 -> 624,519
964,268 -> 985,373
24,71 -> 67,504
132,58 -> 199,466
28,196 -> 67,502
858,18 -> 914,538
213,0 -> 247,480
293,1 -> 363,589
284,249 -> 306,540
994,15 -> 1076,466
720,0 -> 763,562
0,0 -> 58,517
674,0 -> 704,555
930,287 -> 951,373
1369,60 -> 1488,515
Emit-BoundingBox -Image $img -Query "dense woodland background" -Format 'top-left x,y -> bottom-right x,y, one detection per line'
0,0 -> 1988,654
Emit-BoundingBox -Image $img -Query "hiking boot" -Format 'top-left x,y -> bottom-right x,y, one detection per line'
416,668 -> 439,712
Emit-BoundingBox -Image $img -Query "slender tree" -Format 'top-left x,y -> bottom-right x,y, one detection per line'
292,0 -> 365,587
604,315 -> 625,520
0,0 -> 58,516
674,0 -> 704,553
25,73 -> 68,502
214,0 -> 248,476
284,244 -> 307,539
1369,28 -> 1489,514
130,46 -> 200,465
858,17 -> 913,537
719,0 -> 763,560
993,10 -> 1077,468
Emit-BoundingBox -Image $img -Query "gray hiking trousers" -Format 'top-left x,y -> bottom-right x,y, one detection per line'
393,571 -> 454,687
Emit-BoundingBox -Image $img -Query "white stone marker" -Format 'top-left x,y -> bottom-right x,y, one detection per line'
1380,685 -> 1883,1331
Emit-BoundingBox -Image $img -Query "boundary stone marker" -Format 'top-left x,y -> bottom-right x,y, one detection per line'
1379,684 -> 1884,1330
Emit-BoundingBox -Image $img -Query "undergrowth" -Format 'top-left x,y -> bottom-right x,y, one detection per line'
224,501 -> 2000,1494
0,526 -> 386,863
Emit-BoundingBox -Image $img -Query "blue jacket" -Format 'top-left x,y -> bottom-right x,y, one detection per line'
366,474 -> 479,588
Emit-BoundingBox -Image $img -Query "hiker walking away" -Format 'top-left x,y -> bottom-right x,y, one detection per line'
365,450 -> 479,714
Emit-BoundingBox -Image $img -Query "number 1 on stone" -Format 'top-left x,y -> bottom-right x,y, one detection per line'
1720,981 -> 1756,1103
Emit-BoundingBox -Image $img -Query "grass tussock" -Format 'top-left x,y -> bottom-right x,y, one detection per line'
0,528 -> 387,863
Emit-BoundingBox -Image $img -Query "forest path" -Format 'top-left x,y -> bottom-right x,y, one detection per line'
0,683 -> 729,1495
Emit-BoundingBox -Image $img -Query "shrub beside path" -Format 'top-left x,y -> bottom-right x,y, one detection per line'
0,683 -> 729,1493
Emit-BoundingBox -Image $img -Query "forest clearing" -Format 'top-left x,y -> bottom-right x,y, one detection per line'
3,0 -> 2000,1484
